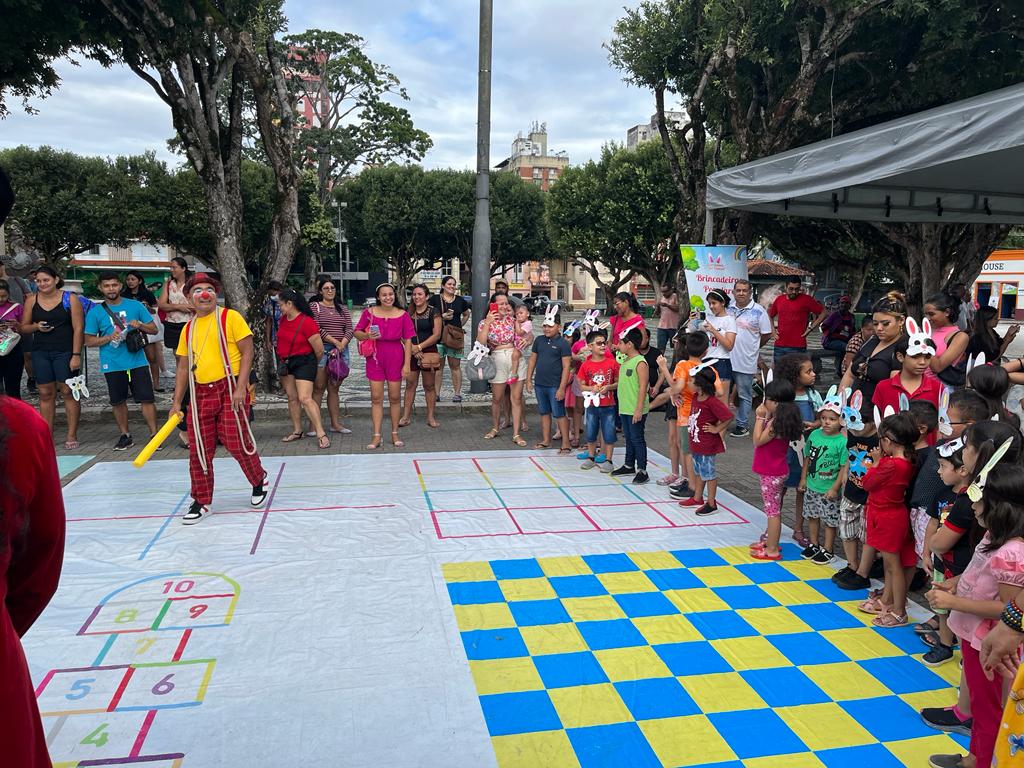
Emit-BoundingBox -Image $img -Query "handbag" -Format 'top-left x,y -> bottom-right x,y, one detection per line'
327,349 -> 350,382
440,298 -> 465,349
418,351 -> 441,370
275,320 -> 309,378
359,311 -> 378,357
102,302 -> 147,353
0,304 -> 21,357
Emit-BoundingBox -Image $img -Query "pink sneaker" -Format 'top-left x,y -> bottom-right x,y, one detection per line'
657,473 -> 679,486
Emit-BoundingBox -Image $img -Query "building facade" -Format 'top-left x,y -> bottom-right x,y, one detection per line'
974,250 -> 1024,320
626,112 -> 688,150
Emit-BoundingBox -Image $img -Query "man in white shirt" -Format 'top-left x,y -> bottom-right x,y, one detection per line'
728,279 -> 772,437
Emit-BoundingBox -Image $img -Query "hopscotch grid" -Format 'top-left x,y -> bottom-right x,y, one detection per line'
138,493 -> 190,561
249,463 -> 287,555
129,710 -> 158,758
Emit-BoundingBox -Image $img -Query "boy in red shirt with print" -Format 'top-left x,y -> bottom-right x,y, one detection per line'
578,329 -> 620,473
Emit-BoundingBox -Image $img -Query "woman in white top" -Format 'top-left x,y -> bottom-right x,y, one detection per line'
157,256 -> 194,353
688,288 -> 737,384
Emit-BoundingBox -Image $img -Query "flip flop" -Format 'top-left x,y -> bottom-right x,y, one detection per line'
281,432 -> 304,443
317,434 -> 331,450
64,440 -> 80,450
534,442 -> 550,449
512,434 -> 527,447
484,428 -> 499,439
914,618 -> 941,635
557,447 -> 573,455
750,549 -> 783,561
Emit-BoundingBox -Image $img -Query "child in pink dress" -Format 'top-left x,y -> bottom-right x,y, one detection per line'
509,304 -> 534,384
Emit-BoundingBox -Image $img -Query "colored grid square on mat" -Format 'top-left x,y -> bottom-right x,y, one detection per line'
595,571 -> 657,594
448,580 -> 504,605
733,562 -> 800,584
533,651 -> 608,689
593,646 -> 672,682
490,558 -> 544,580
442,561 -> 495,583
567,721 -> 661,768
800,662 -> 892,700
508,599 -> 572,627
839,695 -> 939,742
708,708 -> 807,759
665,587 -> 730,614
858,656 -> 949,694
562,596 -> 627,622
491,730 -> 581,768
740,667 -> 831,708
689,565 -> 754,588
461,628 -> 529,660
632,614 -> 702,645
883,734 -> 969,767
453,603 -> 515,632
549,682 -> 632,728
735,607 -> 813,636
712,585 -> 781,610
613,591 -> 679,618
819,627 -> 904,660
686,610 -> 758,640
759,580 -> 830,606
639,714 -> 737,766
500,577 -> 557,602
479,690 -> 562,736
548,575 -> 607,599
669,548 -> 728,567
470,658 -> 544,695
679,672 -> 767,713
520,623 -> 588,656
582,553 -> 639,573
746,755 -> 825,768
537,556 -> 592,577
627,551 -> 683,570
645,567 -> 703,591
710,636 -> 791,671
654,640 -> 733,677
614,677 -> 700,720
576,619 -> 646,650
775,702 -> 875,750
817,743 -> 905,768
769,631 -> 850,666
788,601 -> 866,631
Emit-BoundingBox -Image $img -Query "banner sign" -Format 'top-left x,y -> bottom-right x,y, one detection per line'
679,245 -> 749,312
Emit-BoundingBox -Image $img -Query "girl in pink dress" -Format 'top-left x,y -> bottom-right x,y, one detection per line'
354,283 -> 415,449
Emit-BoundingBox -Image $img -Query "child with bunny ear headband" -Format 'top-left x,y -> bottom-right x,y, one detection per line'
871,331 -> 942,422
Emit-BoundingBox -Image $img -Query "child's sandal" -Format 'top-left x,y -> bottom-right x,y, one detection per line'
872,611 -> 908,628
857,596 -> 892,615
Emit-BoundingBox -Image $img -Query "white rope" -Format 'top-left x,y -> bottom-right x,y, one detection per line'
186,309 -> 258,475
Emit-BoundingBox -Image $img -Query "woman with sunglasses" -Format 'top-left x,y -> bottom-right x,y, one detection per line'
310,278 -> 354,436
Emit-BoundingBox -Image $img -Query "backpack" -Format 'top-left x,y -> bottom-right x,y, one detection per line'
62,290 -> 96,317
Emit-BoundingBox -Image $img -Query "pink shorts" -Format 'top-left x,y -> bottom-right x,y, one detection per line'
365,341 -> 405,382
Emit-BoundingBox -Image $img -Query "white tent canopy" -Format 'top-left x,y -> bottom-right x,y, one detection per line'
706,83 -> 1024,224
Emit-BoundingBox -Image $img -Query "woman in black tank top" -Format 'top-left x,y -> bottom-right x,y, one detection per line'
400,285 -> 443,428
21,265 -> 84,448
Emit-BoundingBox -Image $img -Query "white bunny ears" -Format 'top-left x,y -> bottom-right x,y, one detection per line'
904,317 -> 935,357
543,303 -> 560,327
967,351 -> 987,375
938,388 -> 952,436
820,385 -> 846,417
873,404 -> 896,429
691,357 -> 716,377
581,309 -> 601,332
467,341 -> 491,366
760,368 -> 774,388
65,374 -> 90,402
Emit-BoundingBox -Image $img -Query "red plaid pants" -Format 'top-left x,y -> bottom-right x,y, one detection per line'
186,378 -> 265,505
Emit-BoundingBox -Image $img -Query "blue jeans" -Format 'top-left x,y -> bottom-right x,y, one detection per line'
619,413 -> 648,471
535,385 -> 566,418
733,371 -> 754,429
773,345 -> 806,362
822,338 -> 848,370
657,328 -> 675,354
585,405 -> 617,445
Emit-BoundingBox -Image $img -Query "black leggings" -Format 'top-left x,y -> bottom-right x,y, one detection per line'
0,349 -> 24,398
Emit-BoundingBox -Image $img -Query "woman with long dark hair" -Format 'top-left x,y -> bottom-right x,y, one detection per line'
157,256 -> 193,354
839,291 -> 908,405
310,277 -> 354,435
20,265 -> 83,449
123,270 -> 167,392
401,284 -> 442,428
969,305 -> 1019,362
923,291 -> 969,384
0,390 -> 67,767
276,290 -> 329,448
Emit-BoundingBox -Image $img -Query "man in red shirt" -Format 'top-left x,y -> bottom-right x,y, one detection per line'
770,276 -> 826,362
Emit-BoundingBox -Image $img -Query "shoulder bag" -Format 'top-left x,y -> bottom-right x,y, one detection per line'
358,310 -> 378,357
0,303 -> 21,357
414,307 -> 442,370
102,302 -> 148,353
440,297 -> 465,351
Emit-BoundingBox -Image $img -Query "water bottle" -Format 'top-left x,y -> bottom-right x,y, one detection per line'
932,567 -> 948,616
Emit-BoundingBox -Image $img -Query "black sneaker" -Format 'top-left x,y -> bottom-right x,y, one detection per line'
801,544 -> 821,560
113,433 -> 134,451
182,500 -> 209,525
632,470 -> 650,485
832,565 -> 854,582
695,503 -> 719,517
729,426 -> 750,437
251,473 -> 269,507
669,483 -> 694,500
834,571 -> 872,590
920,707 -> 972,737
610,465 -> 635,477
811,548 -> 836,565
922,643 -> 955,667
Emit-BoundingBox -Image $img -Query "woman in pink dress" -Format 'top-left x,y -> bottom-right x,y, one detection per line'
354,283 -> 414,449
924,292 -> 969,383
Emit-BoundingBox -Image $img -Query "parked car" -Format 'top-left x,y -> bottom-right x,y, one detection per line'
363,297 -> 377,307
527,296 -> 568,315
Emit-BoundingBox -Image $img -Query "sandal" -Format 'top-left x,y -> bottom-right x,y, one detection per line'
512,434 -> 527,447
557,447 -> 573,455
281,432 -> 304,443
751,549 -> 783,561
534,442 -> 551,449
857,596 -> 893,615
398,418 -> 411,428
367,433 -> 382,450
792,530 -> 811,548
391,431 -> 405,448
921,631 -> 958,649
317,434 -> 331,450
914,617 -> 941,635
427,420 -> 440,429
64,439 -> 80,450
484,428 -> 500,439
872,611 -> 908,628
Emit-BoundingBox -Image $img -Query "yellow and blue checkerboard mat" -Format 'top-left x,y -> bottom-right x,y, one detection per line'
444,544 -> 968,768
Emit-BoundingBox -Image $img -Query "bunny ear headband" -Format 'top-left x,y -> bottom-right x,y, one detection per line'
760,368 -> 774,389
967,436 -> 1015,502
937,388 -> 953,436
937,436 -> 966,459
967,352 -> 987,375
873,404 -> 896,429
820,385 -> 845,417
543,303 -> 560,327
691,357 -> 716,377
842,389 -> 865,430
904,317 -> 935,357
581,309 -> 601,331
563,318 -> 583,337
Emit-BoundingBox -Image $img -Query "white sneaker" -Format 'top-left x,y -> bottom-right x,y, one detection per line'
182,501 -> 209,525
251,474 -> 269,507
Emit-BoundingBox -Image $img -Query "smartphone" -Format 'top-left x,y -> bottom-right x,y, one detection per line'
489,302 -> 498,314
38,321 -> 51,330
369,324 -> 380,337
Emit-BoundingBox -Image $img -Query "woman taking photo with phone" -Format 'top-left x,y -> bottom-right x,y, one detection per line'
20,265 -> 84,449
157,256 -> 194,354
354,283 -> 414,449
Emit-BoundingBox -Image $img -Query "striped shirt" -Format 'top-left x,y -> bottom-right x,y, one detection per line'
311,302 -> 354,349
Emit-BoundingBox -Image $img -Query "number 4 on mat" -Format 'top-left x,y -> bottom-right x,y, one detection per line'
81,723 -> 109,747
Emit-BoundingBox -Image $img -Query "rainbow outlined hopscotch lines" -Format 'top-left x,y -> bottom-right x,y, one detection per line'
38,572 -> 239,767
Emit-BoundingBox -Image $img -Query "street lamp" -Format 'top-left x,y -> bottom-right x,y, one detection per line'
330,199 -> 348,299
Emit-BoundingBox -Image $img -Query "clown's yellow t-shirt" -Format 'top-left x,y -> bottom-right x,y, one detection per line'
176,309 -> 252,384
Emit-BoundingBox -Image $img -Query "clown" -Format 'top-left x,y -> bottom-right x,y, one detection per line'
169,273 -> 268,524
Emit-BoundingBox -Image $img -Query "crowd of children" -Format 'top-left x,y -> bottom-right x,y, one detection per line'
528,299 -> 1024,768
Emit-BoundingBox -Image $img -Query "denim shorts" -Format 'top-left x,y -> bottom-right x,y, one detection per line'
535,385 -> 566,418
712,357 -> 733,381
692,453 -> 718,481
319,345 -> 351,369
31,349 -> 74,385
585,404 -> 617,445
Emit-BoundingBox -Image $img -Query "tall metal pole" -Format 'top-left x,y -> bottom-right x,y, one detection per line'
470,0 -> 493,394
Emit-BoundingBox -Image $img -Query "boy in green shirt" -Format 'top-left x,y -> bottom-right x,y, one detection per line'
612,328 -> 651,484
799,400 -> 848,564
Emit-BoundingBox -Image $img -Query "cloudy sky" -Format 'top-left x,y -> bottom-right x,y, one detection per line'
0,0 -> 656,170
